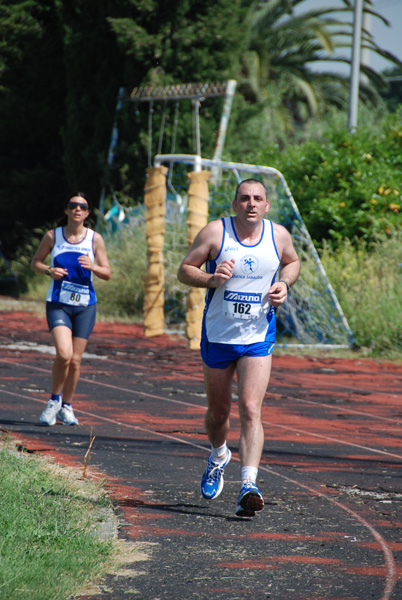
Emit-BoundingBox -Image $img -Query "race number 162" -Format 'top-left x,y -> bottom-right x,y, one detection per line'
233,302 -> 251,315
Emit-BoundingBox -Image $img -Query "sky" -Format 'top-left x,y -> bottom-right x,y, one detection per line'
297,0 -> 402,75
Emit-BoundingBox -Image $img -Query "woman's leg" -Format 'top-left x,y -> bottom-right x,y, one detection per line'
40,325 -> 73,425
50,325 -> 74,394
61,303 -> 95,403
61,336 -> 88,404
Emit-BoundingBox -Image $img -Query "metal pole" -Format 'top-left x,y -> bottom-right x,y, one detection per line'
348,0 -> 364,131
212,79 -> 237,162
211,79 -> 237,184
194,99 -> 201,158
361,2 -> 371,73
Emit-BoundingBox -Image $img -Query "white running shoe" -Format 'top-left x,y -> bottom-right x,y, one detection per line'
40,399 -> 62,426
57,404 -> 79,425
236,481 -> 264,517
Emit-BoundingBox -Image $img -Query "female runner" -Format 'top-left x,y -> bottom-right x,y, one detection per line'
31,192 -> 111,425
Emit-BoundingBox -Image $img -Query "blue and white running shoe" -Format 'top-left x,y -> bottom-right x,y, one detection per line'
57,404 -> 79,425
40,398 -> 62,426
200,449 -> 231,500
236,481 -> 264,517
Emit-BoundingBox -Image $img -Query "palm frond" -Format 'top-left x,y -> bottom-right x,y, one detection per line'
239,0 -> 401,127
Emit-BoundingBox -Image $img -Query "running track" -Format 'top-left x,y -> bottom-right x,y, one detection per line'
1,309 -> 402,600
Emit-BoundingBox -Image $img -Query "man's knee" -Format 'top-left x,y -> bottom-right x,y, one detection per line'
239,401 -> 262,424
206,405 -> 230,427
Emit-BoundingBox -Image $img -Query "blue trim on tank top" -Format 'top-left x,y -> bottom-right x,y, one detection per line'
229,216 -> 265,247
270,221 -> 280,262
60,226 -> 89,244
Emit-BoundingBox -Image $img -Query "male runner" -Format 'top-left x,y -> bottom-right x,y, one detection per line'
177,179 -> 300,516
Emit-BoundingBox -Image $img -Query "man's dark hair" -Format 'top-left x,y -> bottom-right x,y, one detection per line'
235,179 -> 267,200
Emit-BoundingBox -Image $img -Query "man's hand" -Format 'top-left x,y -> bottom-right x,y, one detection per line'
213,259 -> 235,287
268,280 -> 288,307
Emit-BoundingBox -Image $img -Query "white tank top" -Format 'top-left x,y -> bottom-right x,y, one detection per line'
202,217 -> 280,344
46,227 -> 97,306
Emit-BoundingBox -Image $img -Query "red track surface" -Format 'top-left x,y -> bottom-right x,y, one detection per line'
1,308 -> 402,600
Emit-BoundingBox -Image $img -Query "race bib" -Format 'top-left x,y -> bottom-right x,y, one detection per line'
222,290 -> 262,320
59,281 -> 90,306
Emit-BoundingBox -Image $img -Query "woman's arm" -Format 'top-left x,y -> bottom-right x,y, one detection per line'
77,232 -> 111,281
30,230 -> 68,280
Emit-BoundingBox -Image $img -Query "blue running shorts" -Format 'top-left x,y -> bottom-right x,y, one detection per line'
201,339 -> 275,369
46,302 -> 97,340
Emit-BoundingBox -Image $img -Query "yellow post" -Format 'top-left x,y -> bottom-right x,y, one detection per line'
185,170 -> 210,350
143,165 -> 168,337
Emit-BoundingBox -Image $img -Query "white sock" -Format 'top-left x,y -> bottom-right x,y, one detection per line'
241,466 -> 258,484
211,443 -> 228,465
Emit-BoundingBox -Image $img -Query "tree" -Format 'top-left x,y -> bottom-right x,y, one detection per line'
104,0 -> 248,200
235,0 -> 402,141
0,0 -> 248,259
53,0 -> 129,201
0,1 -> 66,259
381,67 -> 402,113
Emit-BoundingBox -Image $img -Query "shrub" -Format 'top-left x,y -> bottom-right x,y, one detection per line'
320,232 -> 402,357
255,106 -> 402,249
95,225 -> 147,320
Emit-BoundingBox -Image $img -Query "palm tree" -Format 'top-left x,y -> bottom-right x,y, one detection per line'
239,0 -> 402,130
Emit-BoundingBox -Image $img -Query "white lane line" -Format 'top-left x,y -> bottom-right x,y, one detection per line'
269,394 -> 402,424
2,357 -> 401,462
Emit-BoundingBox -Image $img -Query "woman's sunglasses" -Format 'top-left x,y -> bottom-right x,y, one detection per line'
67,202 -> 89,211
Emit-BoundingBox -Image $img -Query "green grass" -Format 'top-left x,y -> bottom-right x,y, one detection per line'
0,435 -> 115,600
320,231 -> 402,360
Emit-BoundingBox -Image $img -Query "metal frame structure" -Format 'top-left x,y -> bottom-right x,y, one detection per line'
130,81 -> 234,102
100,80 -> 237,213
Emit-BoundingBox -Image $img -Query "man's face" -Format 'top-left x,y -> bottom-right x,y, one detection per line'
232,182 -> 269,222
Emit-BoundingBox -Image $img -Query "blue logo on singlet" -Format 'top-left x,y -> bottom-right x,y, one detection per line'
241,255 -> 259,274
224,291 -> 261,303
62,282 -> 83,293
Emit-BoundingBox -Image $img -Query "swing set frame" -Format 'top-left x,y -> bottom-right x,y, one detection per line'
100,80 -> 237,212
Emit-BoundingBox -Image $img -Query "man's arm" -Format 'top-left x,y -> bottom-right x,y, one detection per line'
268,223 -> 301,307
177,220 -> 235,288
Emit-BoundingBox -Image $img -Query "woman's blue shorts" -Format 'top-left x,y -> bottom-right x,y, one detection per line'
46,302 -> 97,340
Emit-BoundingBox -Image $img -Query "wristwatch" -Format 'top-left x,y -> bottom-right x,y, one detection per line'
279,279 -> 290,292
45,269 -> 51,276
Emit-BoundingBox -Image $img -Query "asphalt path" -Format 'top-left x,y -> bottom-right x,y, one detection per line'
1,308 -> 402,600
